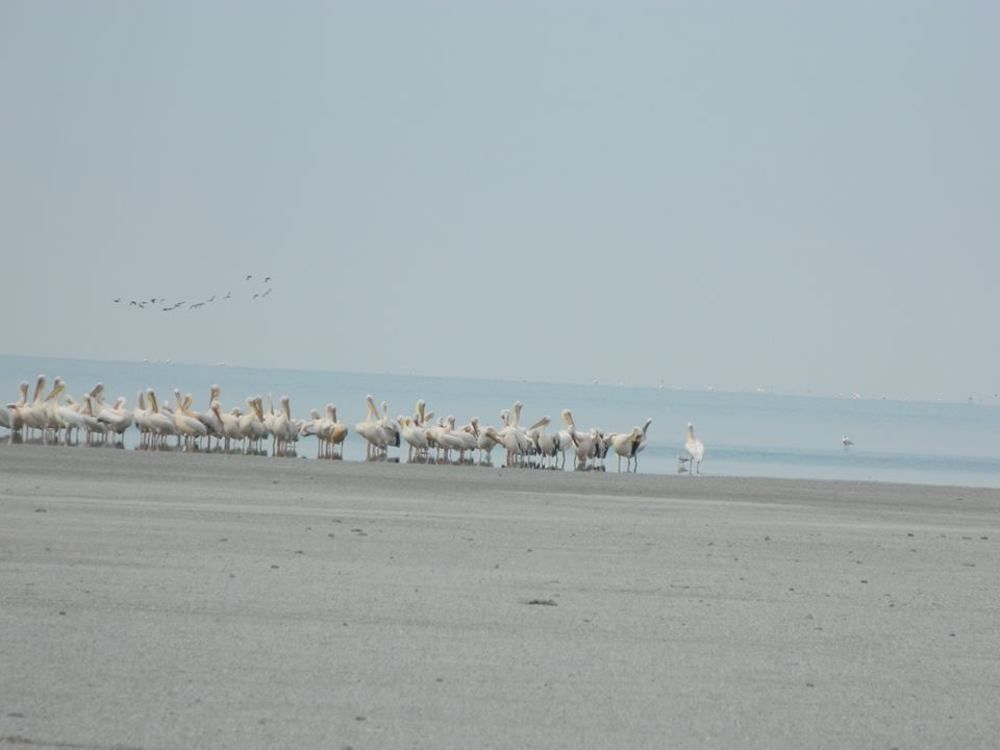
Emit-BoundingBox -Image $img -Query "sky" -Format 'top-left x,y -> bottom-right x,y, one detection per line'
1,1 -> 997,402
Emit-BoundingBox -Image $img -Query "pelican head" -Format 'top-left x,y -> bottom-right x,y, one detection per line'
32,375 -> 47,403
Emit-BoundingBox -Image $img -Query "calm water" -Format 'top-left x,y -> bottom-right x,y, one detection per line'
3,354 -> 999,488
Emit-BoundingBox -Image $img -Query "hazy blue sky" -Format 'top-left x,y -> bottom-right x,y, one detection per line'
1,1 -> 997,401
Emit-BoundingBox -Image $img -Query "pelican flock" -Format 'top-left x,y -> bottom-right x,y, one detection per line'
0,375 -> 691,473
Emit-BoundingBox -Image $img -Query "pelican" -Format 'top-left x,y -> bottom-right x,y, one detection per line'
195,385 -> 224,449
83,395 -> 113,444
355,395 -> 388,459
97,397 -> 134,444
251,397 -> 270,453
465,417 -> 498,464
379,401 -> 401,450
271,395 -> 296,456
609,417 -> 652,472
302,408 -> 327,457
215,402 -> 242,452
17,374 -> 49,441
561,409 -> 603,470
40,377 -> 68,444
684,423 -> 705,475
238,398 -> 263,454
525,415 -> 553,468
610,427 -> 644,473
133,391 -> 153,448
57,392 -> 92,445
497,402 -> 532,467
438,416 -> 477,463
145,390 -> 178,449
400,416 -> 430,462
324,405 -> 348,458
172,393 -> 208,450
5,381 -> 30,433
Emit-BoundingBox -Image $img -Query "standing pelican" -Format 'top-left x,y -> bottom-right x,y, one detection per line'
561,409 -> 604,470
145,390 -> 178,449
610,427 -> 644,473
626,417 -> 653,472
497,402 -> 532,467
356,395 -> 389,459
5,381 -> 30,433
684,422 -> 705,475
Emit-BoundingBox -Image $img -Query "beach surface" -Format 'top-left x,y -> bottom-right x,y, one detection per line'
1,445 -> 998,749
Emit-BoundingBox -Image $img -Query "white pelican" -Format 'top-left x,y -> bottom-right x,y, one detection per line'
145,390 -> 178,449
400,416 -> 429,462
271,395 -> 296,456
195,385 -> 224,449
609,417 -> 652,472
561,409 -> 603,470
41,378 -> 68,444
684,423 -> 705,475
237,399 -> 262,453
466,417 -> 499,464
250,397 -> 269,453
497,402 -> 532,467
4,381 -> 30,433
57,393 -> 92,445
325,405 -> 348,458
80,395 -> 110,444
379,401 -> 401,449
610,427 -> 643,473
18,374 -> 49,441
96,397 -> 133,446
302,408 -> 326,457
438,416 -> 477,463
215,402 -> 242,452
525,415 -> 553,468
355,395 -> 388,459
133,391 -> 153,448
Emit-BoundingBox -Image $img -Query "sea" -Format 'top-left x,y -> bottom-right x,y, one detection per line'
2,354 -> 999,489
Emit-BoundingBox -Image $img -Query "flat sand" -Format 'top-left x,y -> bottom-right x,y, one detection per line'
1,445 -> 998,749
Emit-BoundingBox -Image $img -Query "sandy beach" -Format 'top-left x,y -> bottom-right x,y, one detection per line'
1,445 -> 998,749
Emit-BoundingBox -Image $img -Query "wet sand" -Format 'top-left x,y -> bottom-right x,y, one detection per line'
1,445 -> 998,749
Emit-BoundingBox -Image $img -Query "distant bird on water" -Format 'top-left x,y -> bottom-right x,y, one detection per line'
841,435 -> 854,448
